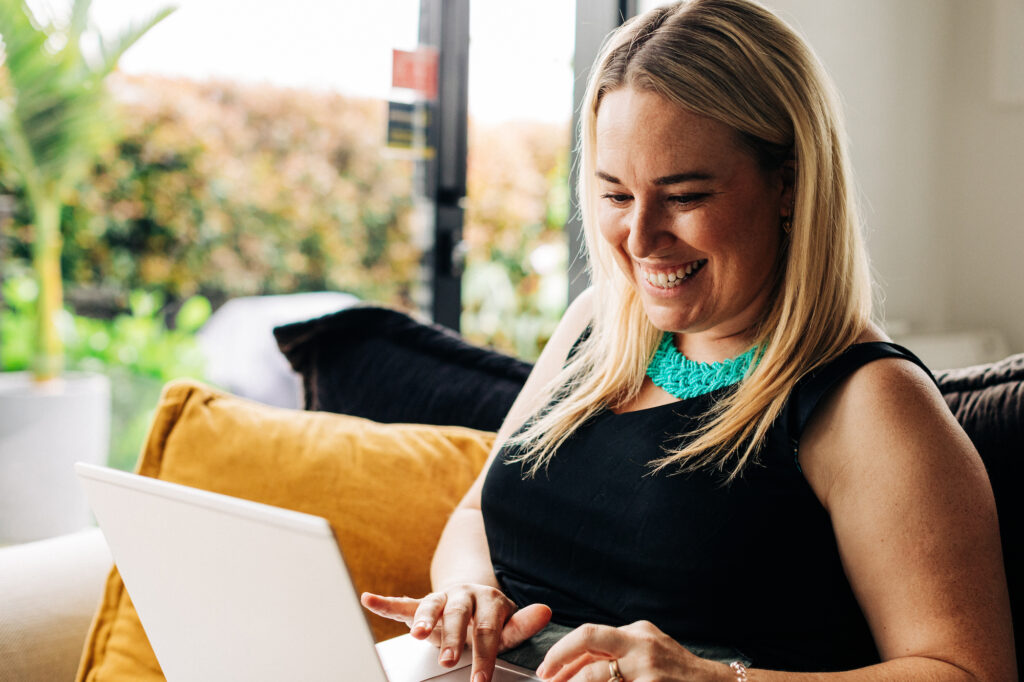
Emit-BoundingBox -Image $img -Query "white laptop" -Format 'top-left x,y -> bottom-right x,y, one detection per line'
75,462 -> 540,682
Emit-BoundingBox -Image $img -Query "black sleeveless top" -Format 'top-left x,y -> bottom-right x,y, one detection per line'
481,342 -> 933,672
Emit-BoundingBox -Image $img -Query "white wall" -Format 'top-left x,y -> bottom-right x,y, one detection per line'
940,0 -> 1024,352
767,0 -> 1024,353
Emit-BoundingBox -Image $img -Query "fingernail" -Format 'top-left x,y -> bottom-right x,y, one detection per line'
412,620 -> 429,633
535,664 -> 547,678
473,672 -> 488,682
440,648 -> 455,664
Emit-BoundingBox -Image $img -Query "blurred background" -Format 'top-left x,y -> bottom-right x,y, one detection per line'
1,0 -> 1022,471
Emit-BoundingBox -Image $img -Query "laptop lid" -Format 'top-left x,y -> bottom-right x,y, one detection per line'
75,462 -> 389,682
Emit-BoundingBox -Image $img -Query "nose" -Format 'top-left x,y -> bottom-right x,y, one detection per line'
626,201 -> 675,259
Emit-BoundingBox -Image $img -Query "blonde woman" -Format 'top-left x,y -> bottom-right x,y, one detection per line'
363,0 -> 1016,679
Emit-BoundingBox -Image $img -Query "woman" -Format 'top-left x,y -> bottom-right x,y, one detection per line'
363,0 -> 1016,679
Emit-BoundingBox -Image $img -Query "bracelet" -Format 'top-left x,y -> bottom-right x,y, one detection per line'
730,661 -> 749,681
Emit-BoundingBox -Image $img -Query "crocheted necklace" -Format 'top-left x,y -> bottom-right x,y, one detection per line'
647,332 -> 760,400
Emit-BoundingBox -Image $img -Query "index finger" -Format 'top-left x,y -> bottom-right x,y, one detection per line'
360,592 -> 420,623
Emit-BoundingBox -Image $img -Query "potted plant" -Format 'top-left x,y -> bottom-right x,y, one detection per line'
0,0 -> 172,543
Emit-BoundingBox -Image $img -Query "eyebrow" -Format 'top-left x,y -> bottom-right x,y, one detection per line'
596,170 -> 715,185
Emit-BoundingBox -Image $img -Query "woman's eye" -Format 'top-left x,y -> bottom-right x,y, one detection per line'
670,193 -> 709,205
601,193 -> 632,205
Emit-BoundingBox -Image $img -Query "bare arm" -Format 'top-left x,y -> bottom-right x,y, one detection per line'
792,357 -> 1016,680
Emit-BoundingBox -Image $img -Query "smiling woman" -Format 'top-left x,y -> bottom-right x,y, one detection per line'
362,1 -> 1016,681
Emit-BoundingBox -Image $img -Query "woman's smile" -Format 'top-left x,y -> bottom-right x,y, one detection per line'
637,258 -> 708,291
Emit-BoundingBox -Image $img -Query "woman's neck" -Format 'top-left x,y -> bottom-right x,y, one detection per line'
670,329 -> 757,363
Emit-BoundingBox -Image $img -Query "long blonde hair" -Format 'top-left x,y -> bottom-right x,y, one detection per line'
508,0 -> 872,479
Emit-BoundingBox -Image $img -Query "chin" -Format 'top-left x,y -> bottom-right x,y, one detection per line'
639,303 -> 700,335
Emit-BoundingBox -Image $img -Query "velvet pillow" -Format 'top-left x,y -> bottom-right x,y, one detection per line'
76,379 -> 494,681
273,305 -> 532,431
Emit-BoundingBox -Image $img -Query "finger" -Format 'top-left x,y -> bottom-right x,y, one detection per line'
411,592 -> 448,639
499,603 -> 552,650
359,593 -> 420,624
469,596 -> 513,682
571,657 -> 620,682
539,652 -> 598,682
439,593 -> 474,667
536,624 -> 623,679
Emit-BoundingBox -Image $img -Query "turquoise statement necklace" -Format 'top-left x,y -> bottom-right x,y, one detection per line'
647,332 -> 760,400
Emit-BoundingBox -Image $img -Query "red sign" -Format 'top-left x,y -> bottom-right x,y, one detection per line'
392,48 -> 439,100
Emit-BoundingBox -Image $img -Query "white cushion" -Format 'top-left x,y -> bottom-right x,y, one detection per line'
0,528 -> 111,682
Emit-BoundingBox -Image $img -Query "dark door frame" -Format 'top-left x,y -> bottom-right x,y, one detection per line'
419,0 -> 470,331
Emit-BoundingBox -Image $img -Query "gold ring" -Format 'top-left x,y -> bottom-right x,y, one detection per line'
608,658 -> 624,682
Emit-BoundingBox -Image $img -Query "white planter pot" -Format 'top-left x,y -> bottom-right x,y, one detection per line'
0,371 -> 111,545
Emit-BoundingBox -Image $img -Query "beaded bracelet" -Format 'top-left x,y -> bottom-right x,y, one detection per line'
730,661 -> 749,681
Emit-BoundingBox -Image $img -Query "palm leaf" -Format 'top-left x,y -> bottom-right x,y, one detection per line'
68,0 -> 92,46
1,1 -> 174,197
95,7 -> 176,76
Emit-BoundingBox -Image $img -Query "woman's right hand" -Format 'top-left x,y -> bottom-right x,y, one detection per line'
361,585 -> 552,681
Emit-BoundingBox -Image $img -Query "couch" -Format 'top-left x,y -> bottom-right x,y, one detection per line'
0,305 -> 1019,681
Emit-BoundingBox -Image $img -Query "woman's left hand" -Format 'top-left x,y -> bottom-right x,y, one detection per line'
535,620 -> 729,682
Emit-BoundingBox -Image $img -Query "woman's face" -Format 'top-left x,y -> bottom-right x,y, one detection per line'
595,87 -> 789,354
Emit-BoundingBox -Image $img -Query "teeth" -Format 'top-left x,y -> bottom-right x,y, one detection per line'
644,260 -> 705,289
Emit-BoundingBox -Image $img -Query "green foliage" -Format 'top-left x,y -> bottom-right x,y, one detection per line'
1,272 -> 208,378
33,75 -> 421,309
0,0 -> 172,379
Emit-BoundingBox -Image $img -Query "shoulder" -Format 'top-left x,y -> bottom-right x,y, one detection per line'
798,325 -> 975,510
803,323 -> 938,422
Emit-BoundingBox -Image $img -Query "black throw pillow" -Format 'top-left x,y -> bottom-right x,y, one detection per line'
273,305 -> 531,433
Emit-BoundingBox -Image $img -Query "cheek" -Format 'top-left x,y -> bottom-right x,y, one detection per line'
595,209 -> 637,279
597,206 -> 626,247
702,203 -> 779,262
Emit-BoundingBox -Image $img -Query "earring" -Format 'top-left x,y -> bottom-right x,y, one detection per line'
782,201 -> 795,234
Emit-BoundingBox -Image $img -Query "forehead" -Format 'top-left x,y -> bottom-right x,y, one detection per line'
595,87 -> 747,175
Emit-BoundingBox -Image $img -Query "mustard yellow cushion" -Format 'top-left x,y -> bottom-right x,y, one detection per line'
76,379 -> 494,681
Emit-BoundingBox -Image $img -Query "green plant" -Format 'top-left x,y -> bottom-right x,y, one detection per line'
0,0 -> 172,380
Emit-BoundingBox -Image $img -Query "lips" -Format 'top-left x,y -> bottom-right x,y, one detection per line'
641,259 -> 708,289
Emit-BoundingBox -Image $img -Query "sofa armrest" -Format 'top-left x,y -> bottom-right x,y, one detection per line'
0,528 -> 112,682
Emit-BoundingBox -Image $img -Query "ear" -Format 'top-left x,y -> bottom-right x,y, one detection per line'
779,159 -> 797,216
